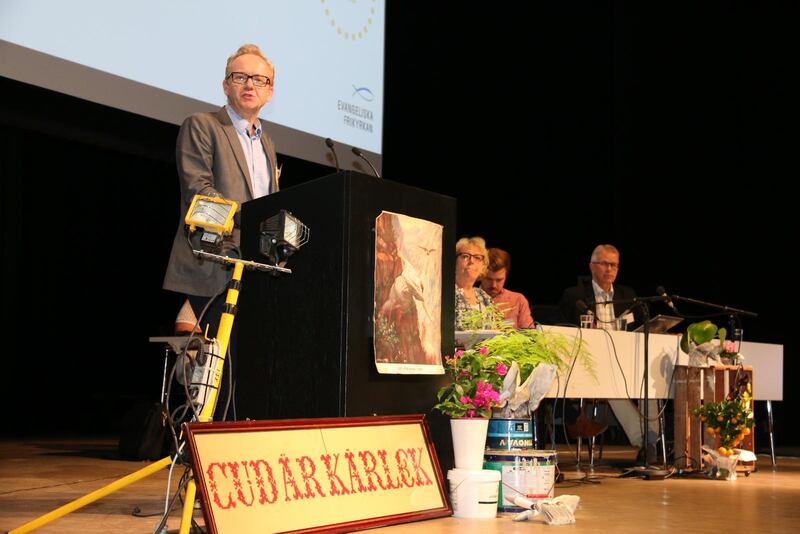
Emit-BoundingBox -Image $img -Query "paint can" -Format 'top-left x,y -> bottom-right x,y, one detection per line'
483,449 -> 557,512
486,418 -> 534,450
447,468 -> 501,518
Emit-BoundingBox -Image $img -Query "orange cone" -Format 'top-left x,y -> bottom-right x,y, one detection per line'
175,299 -> 202,335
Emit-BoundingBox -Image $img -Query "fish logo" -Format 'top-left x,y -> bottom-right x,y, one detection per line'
352,85 -> 375,102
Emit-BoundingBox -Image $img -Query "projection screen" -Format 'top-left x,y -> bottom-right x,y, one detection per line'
0,0 -> 385,172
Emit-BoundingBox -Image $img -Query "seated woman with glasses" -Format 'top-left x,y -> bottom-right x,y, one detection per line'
454,236 -> 493,330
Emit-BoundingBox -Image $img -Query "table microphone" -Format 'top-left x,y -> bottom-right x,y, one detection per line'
656,286 -> 677,311
325,138 -> 340,172
352,147 -> 381,178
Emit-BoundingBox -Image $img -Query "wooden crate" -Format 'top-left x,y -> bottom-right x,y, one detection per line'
673,365 -> 754,470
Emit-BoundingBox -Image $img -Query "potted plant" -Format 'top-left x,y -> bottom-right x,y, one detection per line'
477,329 -> 595,452
457,303 -> 508,334
477,330 -> 594,385
692,379 -> 755,480
433,346 -> 507,468
434,329 -> 594,463
680,320 -> 742,366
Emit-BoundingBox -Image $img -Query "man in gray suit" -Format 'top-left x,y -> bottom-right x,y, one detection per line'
163,44 -> 279,419
164,43 -> 279,298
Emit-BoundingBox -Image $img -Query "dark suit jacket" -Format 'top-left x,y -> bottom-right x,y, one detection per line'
557,281 -> 642,330
163,107 -> 279,297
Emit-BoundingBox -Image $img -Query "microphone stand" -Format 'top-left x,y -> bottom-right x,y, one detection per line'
596,295 -> 671,476
639,301 -> 655,470
669,294 -> 757,355
670,295 -> 758,320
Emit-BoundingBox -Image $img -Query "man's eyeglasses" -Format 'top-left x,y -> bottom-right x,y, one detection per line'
227,72 -> 273,88
457,253 -> 485,263
591,261 -> 619,270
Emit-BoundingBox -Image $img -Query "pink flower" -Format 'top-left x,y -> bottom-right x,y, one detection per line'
459,395 -> 472,405
454,349 -> 464,358
479,346 -> 488,355
723,340 -> 737,353
475,381 -> 500,405
496,363 -> 508,376
466,410 -> 476,417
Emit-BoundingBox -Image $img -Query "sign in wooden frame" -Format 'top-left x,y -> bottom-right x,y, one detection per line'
183,414 -> 451,533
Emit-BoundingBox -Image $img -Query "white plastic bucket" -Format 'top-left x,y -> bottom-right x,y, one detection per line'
447,468 -> 500,518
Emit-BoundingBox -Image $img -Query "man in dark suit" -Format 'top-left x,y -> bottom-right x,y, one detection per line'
557,244 -> 658,460
163,44 -> 279,420
557,244 -> 641,329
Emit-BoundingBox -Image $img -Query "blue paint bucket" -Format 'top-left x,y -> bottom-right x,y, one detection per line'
486,418 -> 533,450
483,450 -> 557,512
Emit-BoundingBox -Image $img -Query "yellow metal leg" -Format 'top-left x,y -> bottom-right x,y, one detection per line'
197,261 -> 243,423
9,456 -> 172,534
10,259 -> 248,533
179,477 -> 198,534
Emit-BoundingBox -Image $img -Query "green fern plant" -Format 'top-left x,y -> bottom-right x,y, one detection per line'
459,303 -> 511,331
476,329 -> 595,382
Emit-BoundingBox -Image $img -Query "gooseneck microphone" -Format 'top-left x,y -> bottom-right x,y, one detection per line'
656,286 -> 677,311
325,138 -> 340,172
351,147 -> 382,178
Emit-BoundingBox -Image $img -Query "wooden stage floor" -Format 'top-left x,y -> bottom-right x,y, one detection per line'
2,437 -> 799,533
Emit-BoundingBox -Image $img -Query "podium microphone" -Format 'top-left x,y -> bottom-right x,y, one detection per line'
325,138 -> 340,172
351,147 -> 382,178
656,286 -> 677,311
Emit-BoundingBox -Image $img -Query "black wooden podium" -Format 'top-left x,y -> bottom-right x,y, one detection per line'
236,171 -> 456,421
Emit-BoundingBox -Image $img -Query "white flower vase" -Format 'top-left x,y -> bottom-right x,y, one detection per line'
451,418 -> 489,470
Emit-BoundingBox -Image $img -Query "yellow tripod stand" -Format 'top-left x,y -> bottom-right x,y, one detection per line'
9,253 -> 290,534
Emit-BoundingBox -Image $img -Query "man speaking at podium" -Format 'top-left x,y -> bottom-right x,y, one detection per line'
163,44 -> 279,419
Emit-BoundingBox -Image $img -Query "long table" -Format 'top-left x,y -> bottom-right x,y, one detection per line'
540,326 -> 783,401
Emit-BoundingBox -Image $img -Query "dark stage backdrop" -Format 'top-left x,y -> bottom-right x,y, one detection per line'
1,4 -> 796,446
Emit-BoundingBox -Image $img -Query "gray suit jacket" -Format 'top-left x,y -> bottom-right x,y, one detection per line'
163,107 -> 279,296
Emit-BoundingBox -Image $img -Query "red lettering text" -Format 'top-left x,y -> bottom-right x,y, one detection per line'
377,449 -> 400,489
395,449 -> 415,488
406,447 -> 433,486
358,450 -> 382,491
345,449 -> 367,493
206,462 -> 235,509
296,455 -> 325,499
278,454 -> 304,501
247,459 -> 278,504
320,453 -> 351,496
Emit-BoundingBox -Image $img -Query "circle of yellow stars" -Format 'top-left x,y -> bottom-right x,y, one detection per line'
321,0 -> 376,41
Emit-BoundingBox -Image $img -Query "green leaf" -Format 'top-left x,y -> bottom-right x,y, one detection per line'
687,320 -> 717,345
